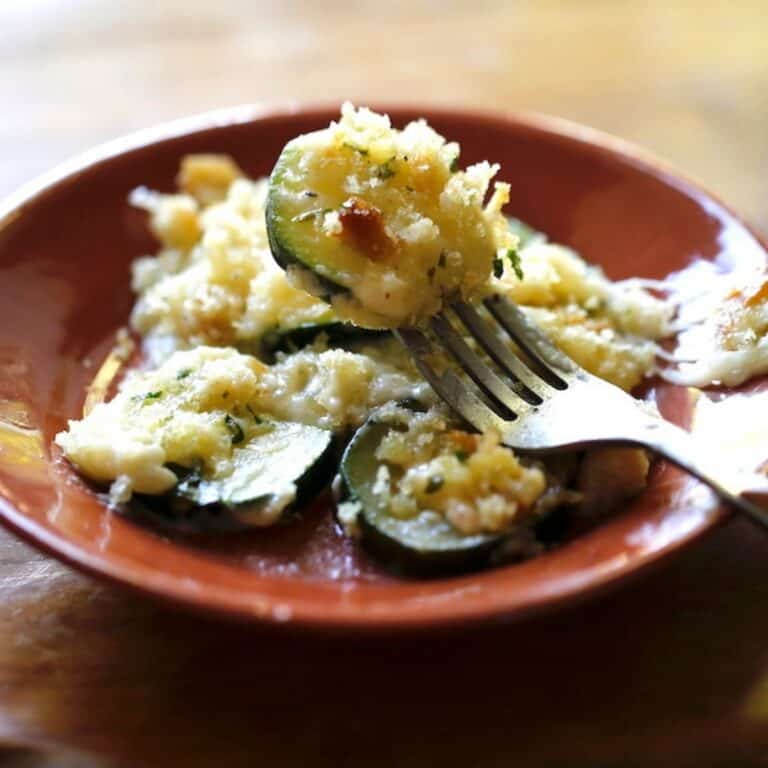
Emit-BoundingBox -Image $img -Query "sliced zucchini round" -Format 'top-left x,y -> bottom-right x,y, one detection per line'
266,143 -> 350,302
133,420 -> 336,533
339,415 -> 501,575
266,104 -> 515,329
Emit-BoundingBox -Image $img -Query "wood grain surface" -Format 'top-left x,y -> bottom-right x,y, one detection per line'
2,1 -> 768,766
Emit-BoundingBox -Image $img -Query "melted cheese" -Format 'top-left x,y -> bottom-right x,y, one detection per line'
130,165 -> 333,364
256,338 -> 432,431
56,340 -> 428,498
371,405 -> 546,535
56,347 -> 268,496
666,263 -> 768,387
491,241 -> 673,391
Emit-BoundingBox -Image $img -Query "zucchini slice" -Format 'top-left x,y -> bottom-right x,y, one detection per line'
266,103 -> 516,329
339,414 -> 502,575
337,405 -> 575,575
265,142 -> 349,303
134,420 -> 335,533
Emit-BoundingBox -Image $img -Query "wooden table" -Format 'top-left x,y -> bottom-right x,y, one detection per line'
2,2 -> 768,765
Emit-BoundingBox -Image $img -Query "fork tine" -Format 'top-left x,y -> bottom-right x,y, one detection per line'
450,300 -> 551,400
483,294 -> 574,388
395,327 -> 512,433
429,314 -> 530,418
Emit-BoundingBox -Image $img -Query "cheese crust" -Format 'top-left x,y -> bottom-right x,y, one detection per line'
268,103 -> 517,328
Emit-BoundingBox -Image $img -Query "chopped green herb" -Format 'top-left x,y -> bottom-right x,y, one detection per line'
343,142 -> 369,156
425,475 -> 444,494
454,450 -> 469,463
224,414 -> 245,445
373,157 -> 396,180
130,390 -> 163,405
506,247 -> 524,281
302,190 -> 318,198
245,404 -> 263,424
176,368 -> 193,380
492,256 -> 504,279
449,154 -> 460,173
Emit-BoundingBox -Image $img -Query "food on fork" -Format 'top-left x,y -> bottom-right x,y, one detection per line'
266,103 -> 516,328
56,106 -> 697,574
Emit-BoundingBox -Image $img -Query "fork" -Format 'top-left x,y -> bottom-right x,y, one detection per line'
395,294 -> 768,528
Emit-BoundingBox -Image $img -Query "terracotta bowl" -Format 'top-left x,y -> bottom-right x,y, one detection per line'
0,105 -> 766,630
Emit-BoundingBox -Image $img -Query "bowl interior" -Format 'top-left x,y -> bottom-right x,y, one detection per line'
0,106 -> 765,628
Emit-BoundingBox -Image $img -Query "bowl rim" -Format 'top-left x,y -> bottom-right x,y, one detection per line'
1,102 -> 765,631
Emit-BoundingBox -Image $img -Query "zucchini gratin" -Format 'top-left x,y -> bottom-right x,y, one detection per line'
56,104 -> 748,575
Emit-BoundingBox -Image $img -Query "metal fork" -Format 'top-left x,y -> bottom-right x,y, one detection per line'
395,294 -> 768,528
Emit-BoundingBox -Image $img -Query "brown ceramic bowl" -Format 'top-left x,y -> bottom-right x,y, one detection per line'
0,105 -> 766,630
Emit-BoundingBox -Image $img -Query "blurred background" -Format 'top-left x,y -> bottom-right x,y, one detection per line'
3,0 -> 767,233
2,2 -> 768,766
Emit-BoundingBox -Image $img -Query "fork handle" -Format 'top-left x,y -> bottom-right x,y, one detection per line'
638,419 -> 768,528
